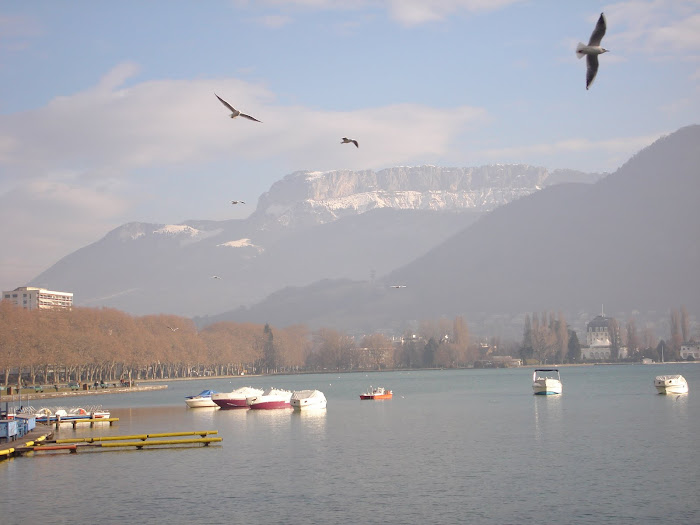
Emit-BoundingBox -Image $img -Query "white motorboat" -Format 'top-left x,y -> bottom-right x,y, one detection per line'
246,387 -> 293,410
185,389 -> 218,408
290,389 -> 327,411
654,375 -> 688,395
211,387 -> 264,409
532,368 -> 563,395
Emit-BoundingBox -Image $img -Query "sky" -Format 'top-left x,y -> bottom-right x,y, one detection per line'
1,0 -> 699,292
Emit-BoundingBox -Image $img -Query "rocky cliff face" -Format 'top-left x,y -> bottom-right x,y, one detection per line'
249,165 -> 599,229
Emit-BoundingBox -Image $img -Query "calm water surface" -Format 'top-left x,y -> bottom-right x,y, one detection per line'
2,364 -> 699,524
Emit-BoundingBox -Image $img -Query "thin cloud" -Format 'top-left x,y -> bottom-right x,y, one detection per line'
386,0 -> 523,26
604,1 -> 700,56
477,133 -> 663,171
243,0 -> 522,26
0,62 -> 488,178
0,179 -> 129,286
256,15 -> 293,28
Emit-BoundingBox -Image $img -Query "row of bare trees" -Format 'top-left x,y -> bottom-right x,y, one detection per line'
520,312 -> 576,364
520,306 -> 695,364
0,301 -> 480,385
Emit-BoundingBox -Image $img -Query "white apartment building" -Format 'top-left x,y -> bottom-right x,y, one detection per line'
2,286 -> 73,310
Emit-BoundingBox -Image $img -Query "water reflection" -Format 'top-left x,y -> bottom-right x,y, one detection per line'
533,394 -> 563,443
291,408 -> 328,433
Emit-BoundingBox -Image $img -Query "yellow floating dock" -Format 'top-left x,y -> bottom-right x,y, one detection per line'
5,430 -> 222,457
92,437 -> 222,449
50,430 -> 218,444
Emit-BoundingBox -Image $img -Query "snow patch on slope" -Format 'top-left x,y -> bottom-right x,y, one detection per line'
217,238 -> 264,252
153,224 -> 202,237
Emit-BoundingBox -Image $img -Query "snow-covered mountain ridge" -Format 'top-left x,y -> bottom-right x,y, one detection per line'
104,164 -> 600,247
248,164 -> 601,229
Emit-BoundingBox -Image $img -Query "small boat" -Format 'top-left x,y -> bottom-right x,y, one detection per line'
185,389 -> 218,408
654,374 -> 688,395
246,388 -> 293,410
532,368 -> 563,395
290,390 -> 327,411
211,387 -> 264,409
359,386 -> 393,400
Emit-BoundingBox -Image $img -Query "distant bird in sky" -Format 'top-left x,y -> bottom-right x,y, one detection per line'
215,93 -> 262,122
390,285 -> 407,288
166,325 -> 179,332
231,200 -> 245,205
576,13 -> 609,90
211,275 -> 222,280
341,137 -> 359,148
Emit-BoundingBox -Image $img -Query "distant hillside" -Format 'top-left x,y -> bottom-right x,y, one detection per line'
30,164 -> 593,316
211,126 -> 700,338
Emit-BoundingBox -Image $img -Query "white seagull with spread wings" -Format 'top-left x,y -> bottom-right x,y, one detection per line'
576,13 -> 609,90
215,93 -> 262,122
341,137 -> 359,148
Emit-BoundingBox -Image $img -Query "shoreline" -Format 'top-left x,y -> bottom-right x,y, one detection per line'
0,384 -> 168,404
3,361 -> 695,403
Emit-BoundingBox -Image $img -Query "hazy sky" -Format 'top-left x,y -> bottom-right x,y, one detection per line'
1,0 -> 698,291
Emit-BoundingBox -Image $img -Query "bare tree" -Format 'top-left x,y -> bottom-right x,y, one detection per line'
680,305 -> 689,343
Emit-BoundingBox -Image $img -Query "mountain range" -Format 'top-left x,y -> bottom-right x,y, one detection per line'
203,125 -> 700,338
31,164 -> 598,320
30,126 -> 699,340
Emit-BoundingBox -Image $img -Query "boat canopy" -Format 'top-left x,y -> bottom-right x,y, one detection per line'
186,389 -> 216,399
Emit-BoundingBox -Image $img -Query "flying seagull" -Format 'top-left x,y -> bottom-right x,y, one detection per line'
341,137 -> 359,148
576,13 -> 609,90
215,93 -> 262,122
231,200 -> 246,204
390,285 -> 407,289
166,325 -> 179,332
211,275 -> 222,280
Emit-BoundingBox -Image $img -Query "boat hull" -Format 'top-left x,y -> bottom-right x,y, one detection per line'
532,380 -> 562,395
185,397 -> 217,408
248,400 -> 292,410
212,398 -> 249,409
360,393 -> 393,400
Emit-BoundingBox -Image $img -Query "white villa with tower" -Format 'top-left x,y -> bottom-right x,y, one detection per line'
580,307 -> 628,361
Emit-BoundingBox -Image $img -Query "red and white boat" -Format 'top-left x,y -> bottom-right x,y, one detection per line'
246,388 -> 293,410
211,387 -> 264,409
359,386 -> 393,400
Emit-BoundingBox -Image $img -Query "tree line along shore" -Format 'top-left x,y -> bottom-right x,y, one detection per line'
1,301 -> 693,390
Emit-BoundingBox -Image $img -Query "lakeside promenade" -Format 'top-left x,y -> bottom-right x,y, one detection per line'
1,383 -> 167,404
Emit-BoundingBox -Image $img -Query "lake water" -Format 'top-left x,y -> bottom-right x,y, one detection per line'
2,364 -> 699,524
